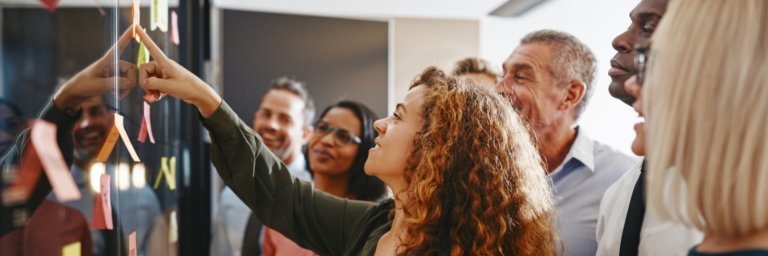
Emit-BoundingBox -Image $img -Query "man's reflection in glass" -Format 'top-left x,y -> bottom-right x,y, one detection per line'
47,95 -> 163,256
0,99 -> 26,157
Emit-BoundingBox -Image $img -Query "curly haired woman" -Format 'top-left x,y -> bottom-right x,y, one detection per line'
135,27 -> 560,256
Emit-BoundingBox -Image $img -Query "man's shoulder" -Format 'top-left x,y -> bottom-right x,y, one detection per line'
592,141 -> 641,171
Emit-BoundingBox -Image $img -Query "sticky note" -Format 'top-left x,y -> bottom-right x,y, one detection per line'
62,241 -> 81,256
38,0 -> 58,12
95,115 -> 141,162
95,120 -> 120,162
137,37 -> 150,69
4,144 -> 43,203
94,0 -> 105,16
153,156 -> 176,190
31,120 -> 81,202
91,174 -> 113,230
115,115 -> 141,162
129,231 -> 137,256
132,0 -> 140,42
171,11 -> 180,45
169,210 -> 178,243
151,0 -> 168,32
138,101 -> 155,144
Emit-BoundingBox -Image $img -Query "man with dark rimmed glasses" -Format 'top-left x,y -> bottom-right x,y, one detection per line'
596,1 -> 703,255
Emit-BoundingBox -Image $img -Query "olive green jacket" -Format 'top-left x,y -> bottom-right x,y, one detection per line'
201,101 -> 405,256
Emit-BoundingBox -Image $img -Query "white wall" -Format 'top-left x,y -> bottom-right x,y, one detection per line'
480,0 -> 642,156
391,18 -> 479,113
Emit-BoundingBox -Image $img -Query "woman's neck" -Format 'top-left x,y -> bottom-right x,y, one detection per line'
697,229 -> 768,253
313,172 -> 351,198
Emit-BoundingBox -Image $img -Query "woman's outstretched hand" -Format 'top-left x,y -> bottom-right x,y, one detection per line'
135,25 -> 222,118
53,25 -> 138,111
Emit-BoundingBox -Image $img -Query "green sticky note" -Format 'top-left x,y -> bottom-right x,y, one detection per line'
151,0 -> 168,32
62,242 -> 81,256
137,40 -> 150,69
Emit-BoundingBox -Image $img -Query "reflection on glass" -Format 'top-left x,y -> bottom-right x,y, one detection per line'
116,162 -> 131,191
132,163 -> 146,189
90,162 -> 106,193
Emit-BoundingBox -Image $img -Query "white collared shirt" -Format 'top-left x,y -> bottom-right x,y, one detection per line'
595,160 -> 703,256
549,128 -> 639,256
210,153 -> 312,256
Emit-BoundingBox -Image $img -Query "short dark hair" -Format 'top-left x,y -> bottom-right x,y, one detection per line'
453,57 -> 500,81
521,30 -> 597,119
306,101 -> 386,202
268,77 -> 315,127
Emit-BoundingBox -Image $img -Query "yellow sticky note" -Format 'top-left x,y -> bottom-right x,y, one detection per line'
153,156 -> 176,190
62,241 -> 81,256
151,0 -> 168,32
137,30 -> 151,68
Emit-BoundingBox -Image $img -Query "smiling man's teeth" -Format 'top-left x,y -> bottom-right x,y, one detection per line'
373,144 -> 380,149
262,134 -> 278,140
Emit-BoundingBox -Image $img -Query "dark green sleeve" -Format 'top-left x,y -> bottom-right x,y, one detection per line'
199,101 -> 377,256
0,99 -> 81,237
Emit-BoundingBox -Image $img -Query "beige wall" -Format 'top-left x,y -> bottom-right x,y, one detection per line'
390,18 -> 479,113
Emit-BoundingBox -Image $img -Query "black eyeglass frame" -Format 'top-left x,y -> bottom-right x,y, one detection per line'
635,46 -> 649,86
313,121 -> 362,146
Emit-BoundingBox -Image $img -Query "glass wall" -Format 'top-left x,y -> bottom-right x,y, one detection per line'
0,1 -> 208,255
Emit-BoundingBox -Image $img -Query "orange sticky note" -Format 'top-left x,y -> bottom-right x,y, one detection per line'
91,173 -> 113,230
171,11 -> 179,45
31,120 -> 81,202
129,231 -> 137,256
4,143 -> 43,203
132,0 -> 140,42
138,101 -> 155,144
95,115 -> 141,162
95,119 -> 120,162
115,115 -> 141,162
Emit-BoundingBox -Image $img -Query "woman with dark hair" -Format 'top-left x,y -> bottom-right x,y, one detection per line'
261,101 -> 386,256
306,101 -> 386,202
136,27 -> 559,256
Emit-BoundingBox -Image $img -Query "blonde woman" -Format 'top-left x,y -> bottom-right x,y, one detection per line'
645,0 -> 768,255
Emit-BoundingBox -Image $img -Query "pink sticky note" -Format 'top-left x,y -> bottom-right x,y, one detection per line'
31,120 -> 81,202
171,11 -> 180,45
138,101 -> 155,144
129,231 -> 137,256
115,115 -> 141,162
91,174 -> 113,230
38,0 -> 59,12
94,0 -> 105,15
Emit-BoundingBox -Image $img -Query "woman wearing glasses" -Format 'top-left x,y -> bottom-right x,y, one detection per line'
261,101 -> 386,256
135,26 -> 559,255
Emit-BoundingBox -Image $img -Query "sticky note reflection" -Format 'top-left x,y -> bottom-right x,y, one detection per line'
137,35 -> 150,69
4,144 -> 43,203
62,241 -> 81,256
151,0 -> 168,32
132,0 -> 140,42
138,101 -> 155,144
171,11 -> 179,45
37,0 -> 58,12
91,173 -> 113,230
129,231 -> 137,256
32,120 -> 80,202
153,156 -> 176,190
96,115 -> 141,162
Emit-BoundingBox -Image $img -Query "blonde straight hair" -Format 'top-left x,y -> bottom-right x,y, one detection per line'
647,0 -> 768,237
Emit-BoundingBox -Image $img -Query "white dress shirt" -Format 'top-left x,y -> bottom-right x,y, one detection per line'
596,160 -> 703,256
549,128 -> 639,256
210,153 -> 312,256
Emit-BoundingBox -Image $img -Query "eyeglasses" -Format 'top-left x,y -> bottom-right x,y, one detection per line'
314,121 -> 361,146
635,46 -> 649,86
